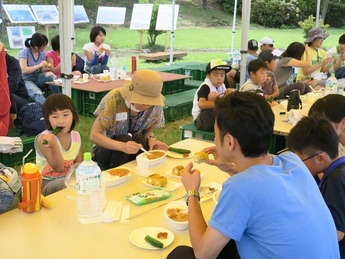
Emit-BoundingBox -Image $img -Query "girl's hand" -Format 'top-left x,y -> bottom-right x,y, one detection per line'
105,48 -> 111,56
122,141 -> 142,154
41,133 -> 58,148
40,60 -> 48,68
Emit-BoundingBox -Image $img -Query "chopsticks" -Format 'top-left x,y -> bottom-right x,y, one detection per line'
124,196 -> 184,220
276,147 -> 289,154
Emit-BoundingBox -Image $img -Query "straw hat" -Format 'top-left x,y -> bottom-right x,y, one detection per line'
120,69 -> 165,106
304,28 -> 329,44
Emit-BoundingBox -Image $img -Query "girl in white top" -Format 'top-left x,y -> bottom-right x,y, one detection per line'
35,93 -> 82,196
83,26 -> 111,74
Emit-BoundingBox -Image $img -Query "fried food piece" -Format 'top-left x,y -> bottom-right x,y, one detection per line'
194,152 -> 209,163
147,173 -> 167,187
172,165 -> 184,176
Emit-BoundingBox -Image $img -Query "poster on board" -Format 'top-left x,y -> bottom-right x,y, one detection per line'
130,4 -> 153,30
31,5 -> 59,24
96,7 -> 126,25
155,4 -> 179,31
7,26 -> 36,49
2,5 -> 37,23
74,5 -> 89,23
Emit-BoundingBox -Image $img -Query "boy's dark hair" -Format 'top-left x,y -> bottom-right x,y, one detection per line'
90,26 -> 106,42
248,39 -> 258,51
288,116 -> 339,160
214,91 -> 274,157
51,35 -> 60,52
339,34 -> 345,44
248,59 -> 268,75
43,93 -> 79,131
24,33 -> 48,48
308,94 -> 345,123
281,42 -> 305,60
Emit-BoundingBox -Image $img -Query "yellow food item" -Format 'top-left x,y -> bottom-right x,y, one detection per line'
77,78 -> 84,82
147,173 -> 167,187
41,195 -> 53,209
146,151 -> 165,160
172,165 -> 184,176
167,207 -> 188,222
100,47 -> 106,51
72,53 -> 76,60
0,175 -> 9,182
100,76 -> 112,81
194,152 -> 209,163
48,63 -> 52,68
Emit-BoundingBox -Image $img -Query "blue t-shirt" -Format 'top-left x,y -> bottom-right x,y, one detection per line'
245,54 -> 258,81
209,152 -> 339,259
18,47 -> 46,68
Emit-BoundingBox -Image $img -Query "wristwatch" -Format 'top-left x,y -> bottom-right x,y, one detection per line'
184,190 -> 200,206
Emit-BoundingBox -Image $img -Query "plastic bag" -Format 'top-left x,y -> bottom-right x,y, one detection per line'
0,163 -> 21,214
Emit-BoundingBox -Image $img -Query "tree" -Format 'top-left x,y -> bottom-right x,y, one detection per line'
202,0 -> 207,10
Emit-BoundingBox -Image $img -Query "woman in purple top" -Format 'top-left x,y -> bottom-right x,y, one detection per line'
18,33 -> 58,104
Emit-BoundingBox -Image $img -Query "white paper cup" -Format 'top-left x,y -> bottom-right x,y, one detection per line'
82,73 -> 89,81
136,157 -> 150,176
103,70 -> 109,75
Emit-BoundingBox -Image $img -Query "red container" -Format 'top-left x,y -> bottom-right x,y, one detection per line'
131,56 -> 137,74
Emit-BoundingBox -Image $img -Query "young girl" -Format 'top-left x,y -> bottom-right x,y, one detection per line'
46,35 -> 83,77
18,32 -> 58,104
83,26 -> 111,74
35,93 -> 82,196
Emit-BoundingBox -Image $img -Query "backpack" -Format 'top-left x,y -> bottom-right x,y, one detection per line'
14,102 -> 46,136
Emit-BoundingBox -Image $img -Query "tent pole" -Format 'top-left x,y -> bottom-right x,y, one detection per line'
239,0 -> 251,87
169,0 -> 176,64
316,0 -> 321,27
230,0 -> 238,54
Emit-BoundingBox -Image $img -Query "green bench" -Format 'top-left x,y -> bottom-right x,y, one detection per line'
180,123 -> 215,141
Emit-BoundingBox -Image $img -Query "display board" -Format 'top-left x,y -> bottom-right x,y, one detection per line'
130,4 -> 153,30
7,26 -> 36,49
2,4 -> 37,23
155,4 -> 179,31
74,5 -> 89,23
96,7 -> 126,25
31,5 -> 59,24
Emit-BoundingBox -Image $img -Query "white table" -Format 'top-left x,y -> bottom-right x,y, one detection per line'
0,138 -> 229,259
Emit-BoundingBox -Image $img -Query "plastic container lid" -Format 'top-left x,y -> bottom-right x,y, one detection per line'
83,152 -> 92,160
23,163 -> 40,174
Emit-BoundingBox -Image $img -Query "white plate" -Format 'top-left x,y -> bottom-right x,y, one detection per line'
199,182 -> 222,202
103,167 -> 132,187
129,227 -> 174,250
142,179 -> 182,192
166,170 -> 205,179
166,150 -> 194,159
212,190 -> 220,204
97,79 -> 113,83
74,80 -> 89,84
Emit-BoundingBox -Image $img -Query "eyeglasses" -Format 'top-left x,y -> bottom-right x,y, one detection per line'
302,151 -> 324,162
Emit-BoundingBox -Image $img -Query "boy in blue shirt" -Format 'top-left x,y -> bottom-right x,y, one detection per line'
288,115 -> 345,258
167,91 -> 339,259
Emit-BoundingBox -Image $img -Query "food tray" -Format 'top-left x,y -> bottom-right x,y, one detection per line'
126,188 -> 172,206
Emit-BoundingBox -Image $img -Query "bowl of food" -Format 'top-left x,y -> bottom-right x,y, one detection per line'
212,190 -> 220,204
164,201 -> 188,230
136,150 -> 167,167
102,167 -> 132,187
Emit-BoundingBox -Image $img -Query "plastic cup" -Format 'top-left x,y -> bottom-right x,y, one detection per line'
82,73 -> 89,81
103,70 -> 109,75
136,157 -> 150,176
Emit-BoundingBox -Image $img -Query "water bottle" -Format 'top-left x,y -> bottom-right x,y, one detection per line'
18,163 -> 42,213
109,56 -> 118,80
232,50 -> 240,71
76,152 -> 103,224
325,73 -> 338,94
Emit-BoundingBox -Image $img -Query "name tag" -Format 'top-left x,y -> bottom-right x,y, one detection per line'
116,112 -> 127,121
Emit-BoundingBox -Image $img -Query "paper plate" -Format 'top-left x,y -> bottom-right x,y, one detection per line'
199,182 -> 222,202
129,227 -> 174,250
166,150 -> 194,159
74,80 -> 89,84
142,179 -> 182,192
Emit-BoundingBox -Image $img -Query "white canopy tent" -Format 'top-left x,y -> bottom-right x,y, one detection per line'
58,0 -> 74,97
239,0 -> 251,87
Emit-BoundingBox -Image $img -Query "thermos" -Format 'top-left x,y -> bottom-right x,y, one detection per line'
18,163 -> 42,213
287,89 -> 302,111
131,56 -> 137,74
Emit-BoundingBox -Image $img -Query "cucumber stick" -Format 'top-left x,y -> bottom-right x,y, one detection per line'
144,235 -> 164,248
42,127 -> 62,144
168,147 -> 191,154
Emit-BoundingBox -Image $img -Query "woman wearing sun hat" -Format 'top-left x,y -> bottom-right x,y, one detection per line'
90,69 -> 169,169
296,27 -> 333,87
